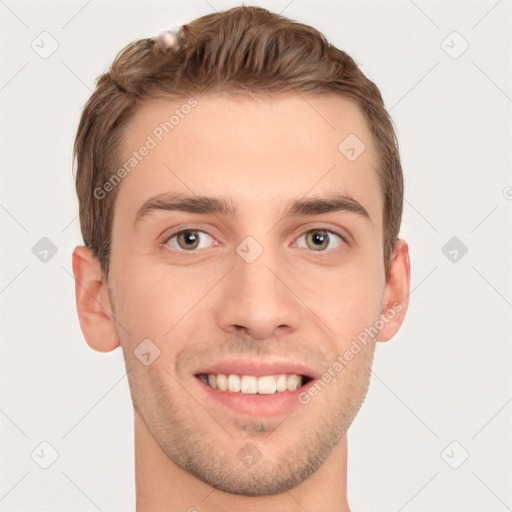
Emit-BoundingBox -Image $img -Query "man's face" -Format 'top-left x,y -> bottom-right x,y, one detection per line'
108,92 -> 387,495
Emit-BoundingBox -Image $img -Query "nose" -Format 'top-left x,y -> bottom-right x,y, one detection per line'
215,248 -> 302,340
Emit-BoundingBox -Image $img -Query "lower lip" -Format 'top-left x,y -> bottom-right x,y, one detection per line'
194,376 -> 316,417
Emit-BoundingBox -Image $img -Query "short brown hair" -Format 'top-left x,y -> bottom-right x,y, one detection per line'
74,5 -> 403,278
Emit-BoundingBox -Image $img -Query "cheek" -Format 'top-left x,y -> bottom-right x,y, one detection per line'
110,265 -> 200,349
315,264 -> 383,345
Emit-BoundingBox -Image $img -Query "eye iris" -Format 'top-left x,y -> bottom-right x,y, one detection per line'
173,230 -> 334,251
178,231 -> 200,250
306,230 -> 328,250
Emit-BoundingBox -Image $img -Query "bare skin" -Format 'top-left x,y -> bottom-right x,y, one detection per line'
72,91 -> 410,511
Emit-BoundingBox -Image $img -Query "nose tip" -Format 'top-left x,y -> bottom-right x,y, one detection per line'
215,260 -> 302,340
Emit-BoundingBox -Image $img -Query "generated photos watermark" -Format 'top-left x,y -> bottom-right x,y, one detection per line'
298,301 -> 403,405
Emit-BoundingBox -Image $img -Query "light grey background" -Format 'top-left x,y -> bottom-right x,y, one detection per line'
1,0 -> 511,510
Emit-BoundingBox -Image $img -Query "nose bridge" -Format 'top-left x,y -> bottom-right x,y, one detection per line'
216,238 -> 302,339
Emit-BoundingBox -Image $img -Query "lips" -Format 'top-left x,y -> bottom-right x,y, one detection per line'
193,364 -> 318,417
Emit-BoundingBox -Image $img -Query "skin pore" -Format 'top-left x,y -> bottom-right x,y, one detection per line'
72,91 -> 410,511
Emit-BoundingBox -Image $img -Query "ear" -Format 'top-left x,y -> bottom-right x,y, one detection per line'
376,238 -> 411,342
72,245 -> 120,352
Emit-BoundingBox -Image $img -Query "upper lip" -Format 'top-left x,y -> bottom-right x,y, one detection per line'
194,358 -> 319,379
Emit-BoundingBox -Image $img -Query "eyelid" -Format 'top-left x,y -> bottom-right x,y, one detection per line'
161,223 -> 219,242
162,224 -> 352,252
292,229 -> 351,252
292,223 -> 353,246
161,225 -> 219,252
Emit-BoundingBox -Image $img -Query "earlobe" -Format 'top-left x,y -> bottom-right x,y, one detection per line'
376,238 -> 411,342
72,246 -> 121,353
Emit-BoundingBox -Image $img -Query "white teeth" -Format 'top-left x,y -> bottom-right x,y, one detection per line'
286,374 -> 300,391
200,373 -> 305,394
227,374 -> 241,392
216,373 -> 228,391
276,374 -> 287,392
208,374 -> 217,389
240,375 -> 258,394
257,376 -> 277,394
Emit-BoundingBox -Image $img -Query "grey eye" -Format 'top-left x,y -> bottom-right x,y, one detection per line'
167,230 -> 214,251
295,230 -> 342,251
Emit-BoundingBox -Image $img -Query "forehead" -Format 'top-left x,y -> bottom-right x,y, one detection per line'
115,92 -> 383,228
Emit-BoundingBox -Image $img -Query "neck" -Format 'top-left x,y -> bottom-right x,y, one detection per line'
134,410 -> 351,512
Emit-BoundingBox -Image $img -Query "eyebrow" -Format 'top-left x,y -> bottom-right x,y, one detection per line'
133,192 -> 372,227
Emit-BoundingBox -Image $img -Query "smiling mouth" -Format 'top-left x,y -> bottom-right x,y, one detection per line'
195,373 -> 314,395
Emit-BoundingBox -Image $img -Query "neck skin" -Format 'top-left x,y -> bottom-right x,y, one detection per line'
134,410 -> 351,512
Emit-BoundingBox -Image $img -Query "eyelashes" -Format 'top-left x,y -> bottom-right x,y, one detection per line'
294,229 -> 347,251
164,230 -> 216,252
162,227 -> 350,254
